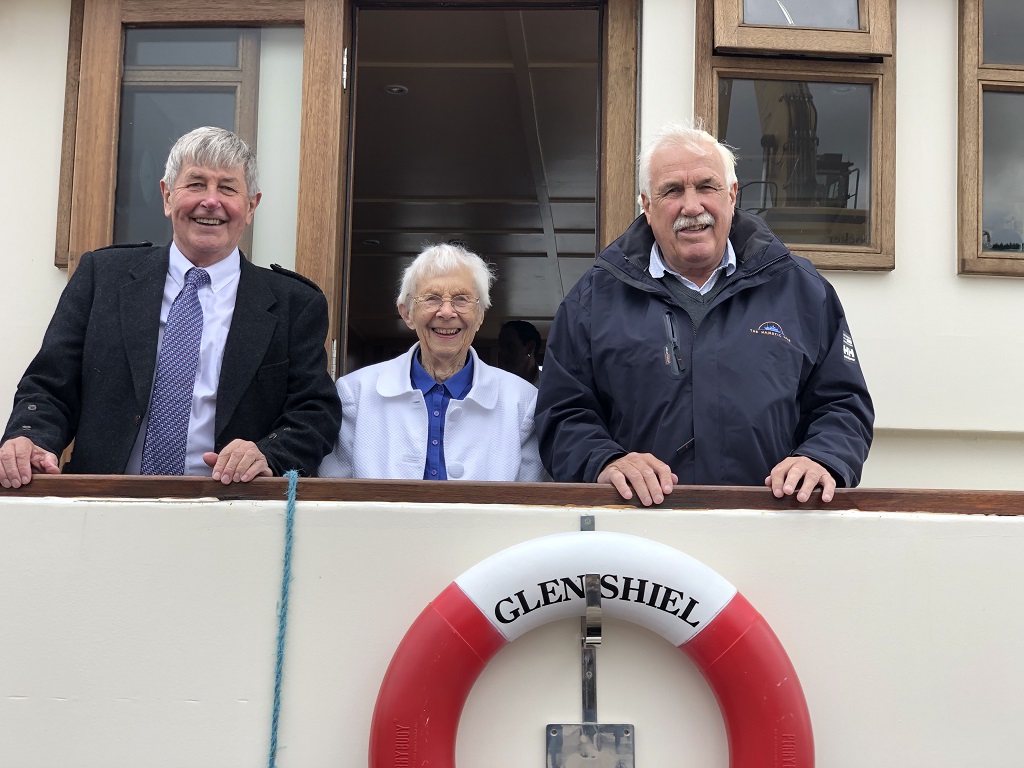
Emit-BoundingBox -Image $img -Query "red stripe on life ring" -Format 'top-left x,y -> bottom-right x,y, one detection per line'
368,583 -> 505,768
684,592 -> 813,766
369,533 -> 813,768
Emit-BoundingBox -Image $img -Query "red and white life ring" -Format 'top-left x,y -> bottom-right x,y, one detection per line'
369,531 -> 813,767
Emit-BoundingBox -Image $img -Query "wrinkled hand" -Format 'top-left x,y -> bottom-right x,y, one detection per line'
203,439 -> 273,485
597,452 -> 677,506
0,436 -> 61,489
765,456 -> 836,503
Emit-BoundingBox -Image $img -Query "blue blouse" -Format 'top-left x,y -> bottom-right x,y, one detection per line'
410,353 -> 474,480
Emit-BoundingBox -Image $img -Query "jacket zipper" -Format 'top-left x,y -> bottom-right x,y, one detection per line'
662,311 -> 685,375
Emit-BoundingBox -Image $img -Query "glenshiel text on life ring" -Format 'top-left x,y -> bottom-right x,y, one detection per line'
369,530 -> 813,767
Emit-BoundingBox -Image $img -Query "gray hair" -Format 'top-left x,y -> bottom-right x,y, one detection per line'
163,126 -> 260,196
638,120 -> 737,196
397,243 -> 497,311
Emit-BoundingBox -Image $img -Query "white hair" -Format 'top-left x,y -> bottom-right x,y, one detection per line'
397,243 -> 496,310
163,126 -> 260,196
638,119 -> 738,195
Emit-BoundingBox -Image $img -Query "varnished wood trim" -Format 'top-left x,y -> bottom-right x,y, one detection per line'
957,0 -> 1024,277
599,0 -> 639,249
236,29 -> 261,260
120,0 -> 304,25
696,0 -> 895,271
54,0 -> 85,270
68,0 -> 124,276
3,475 -> 1024,516
296,0 -> 349,373
713,0 -> 892,58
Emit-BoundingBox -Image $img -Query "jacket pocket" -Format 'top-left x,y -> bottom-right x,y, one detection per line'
257,359 -> 290,382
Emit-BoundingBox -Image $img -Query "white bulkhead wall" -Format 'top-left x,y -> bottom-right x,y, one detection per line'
3,0 -> 1023,489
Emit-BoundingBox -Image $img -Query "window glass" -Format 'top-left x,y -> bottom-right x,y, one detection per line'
742,0 -> 859,30
114,89 -> 237,245
124,28 -> 240,67
719,77 -> 872,246
983,0 -> 1024,66
982,90 -> 1024,253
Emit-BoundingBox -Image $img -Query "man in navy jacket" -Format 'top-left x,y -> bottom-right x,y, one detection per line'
536,122 -> 873,506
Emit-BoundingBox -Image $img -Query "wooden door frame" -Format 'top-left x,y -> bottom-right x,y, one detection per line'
60,0 -> 635,375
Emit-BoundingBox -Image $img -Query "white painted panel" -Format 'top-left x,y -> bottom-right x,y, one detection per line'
2,497 -> 1023,767
0,0 -> 74,409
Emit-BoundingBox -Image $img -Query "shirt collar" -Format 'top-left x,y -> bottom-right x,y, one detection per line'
168,243 -> 241,293
648,237 -> 736,284
410,349 -> 475,399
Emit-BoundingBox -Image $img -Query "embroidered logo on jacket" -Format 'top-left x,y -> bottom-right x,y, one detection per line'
842,331 -> 857,362
750,321 -> 791,344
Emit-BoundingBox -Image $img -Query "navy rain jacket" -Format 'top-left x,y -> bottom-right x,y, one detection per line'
536,208 -> 874,488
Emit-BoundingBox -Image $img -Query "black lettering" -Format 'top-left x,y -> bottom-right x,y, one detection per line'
494,596 -> 520,624
677,596 -> 701,627
619,577 -> 648,604
657,587 -> 681,614
560,575 -> 586,600
600,573 -> 620,599
645,582 -> 664,608
539,579 -> 564,607
515,588 -> 541,616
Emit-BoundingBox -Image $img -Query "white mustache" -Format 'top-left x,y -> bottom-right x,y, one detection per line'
673,212 -> 715,232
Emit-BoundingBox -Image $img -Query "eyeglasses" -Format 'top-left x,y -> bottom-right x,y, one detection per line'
413,294 -> 480,313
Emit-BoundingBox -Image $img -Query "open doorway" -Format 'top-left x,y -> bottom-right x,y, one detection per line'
343,5 -> 602,373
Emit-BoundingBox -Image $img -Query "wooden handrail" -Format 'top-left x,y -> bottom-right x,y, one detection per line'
1,475 -> 1023,515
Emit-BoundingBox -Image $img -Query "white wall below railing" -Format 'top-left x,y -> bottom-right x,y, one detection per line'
2,493 -> 1022,767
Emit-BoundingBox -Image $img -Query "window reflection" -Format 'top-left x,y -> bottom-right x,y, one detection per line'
743,0 -> 858,30
719,78 -> 872,246
114,28 -> 249,250
114,89 -> 237,245
124,28 -> 240,67
983,0 -> 1024,66
982,91 -> 1024,253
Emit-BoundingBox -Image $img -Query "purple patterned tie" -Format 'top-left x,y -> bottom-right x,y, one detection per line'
140,267 -> 210,475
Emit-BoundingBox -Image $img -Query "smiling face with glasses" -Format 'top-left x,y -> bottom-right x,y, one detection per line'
398,264 -> 485,382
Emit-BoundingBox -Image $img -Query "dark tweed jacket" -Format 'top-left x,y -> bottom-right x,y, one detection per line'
3,244 -> 340,476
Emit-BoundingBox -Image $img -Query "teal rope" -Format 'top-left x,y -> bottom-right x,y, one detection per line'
268,470 -> 299,768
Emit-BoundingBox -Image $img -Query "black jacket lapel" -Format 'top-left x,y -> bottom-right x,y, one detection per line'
120,246 -> 169,412
215,259 -> 277,436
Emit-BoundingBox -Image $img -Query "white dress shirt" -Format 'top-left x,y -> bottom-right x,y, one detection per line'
126,244 -> 241,475
648,238 -> 737,294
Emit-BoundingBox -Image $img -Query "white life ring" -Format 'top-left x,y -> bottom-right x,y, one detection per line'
369,531 -> 813,767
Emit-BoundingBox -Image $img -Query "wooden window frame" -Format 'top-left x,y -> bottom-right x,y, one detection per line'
957,0 -> 1024,277
57,0 -> 349,364
57,0 -> 637,373
117,28 -> 261,257
714,0 -> 892,58
695,0 -> 895,271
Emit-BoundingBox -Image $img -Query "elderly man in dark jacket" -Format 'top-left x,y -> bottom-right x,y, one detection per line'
1,127 -> 340,487
536,122 -> 873,506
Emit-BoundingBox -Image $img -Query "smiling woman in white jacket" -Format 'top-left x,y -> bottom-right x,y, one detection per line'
317,243 -> 545,482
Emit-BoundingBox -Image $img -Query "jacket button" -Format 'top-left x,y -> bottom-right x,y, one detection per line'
268,432 -> 277,440
21,425 -> 32,430
134,415 -> 141,426
27,404 -> 37,411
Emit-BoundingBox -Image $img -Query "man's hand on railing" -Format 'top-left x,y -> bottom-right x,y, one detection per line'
0,436 -> 61,489
597,452 -> 677,506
